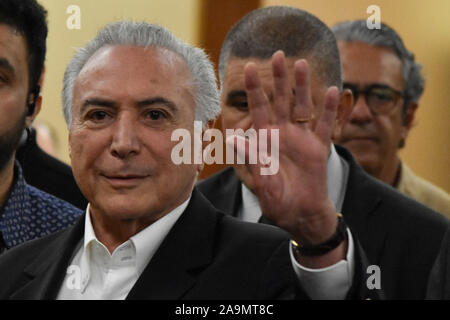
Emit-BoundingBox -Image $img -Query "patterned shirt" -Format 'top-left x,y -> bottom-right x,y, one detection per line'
0,161 -> 82,251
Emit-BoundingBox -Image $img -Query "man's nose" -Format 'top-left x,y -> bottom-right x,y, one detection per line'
110,113 -> 141,159
349,95 -> 373,123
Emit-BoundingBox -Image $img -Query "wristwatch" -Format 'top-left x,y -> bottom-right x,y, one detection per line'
291,213 -> 348,257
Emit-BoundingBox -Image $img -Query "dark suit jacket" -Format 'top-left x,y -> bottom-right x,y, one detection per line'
197,145 -> 450,299
16,128 -> 87,210
0,189 -> 306,300
426,226 -> 450,299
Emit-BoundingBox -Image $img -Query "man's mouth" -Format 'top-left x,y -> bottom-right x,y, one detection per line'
348,136 -> 378,141
341,132 -> 379,142
101,174 -> 150,188
341,136 -> 380,150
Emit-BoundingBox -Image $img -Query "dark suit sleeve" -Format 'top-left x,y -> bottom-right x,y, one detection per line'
258,230 -> 385,300
426,226 -> 450,299
346,237 -> 385,300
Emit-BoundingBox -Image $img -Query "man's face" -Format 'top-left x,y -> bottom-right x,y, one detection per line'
221,56 -> 329,190
69,45 -> 198,224
334,41 -> 406,178
0,24 -> 29,172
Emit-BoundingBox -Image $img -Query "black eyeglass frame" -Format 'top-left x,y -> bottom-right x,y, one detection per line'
343,83 -> 404,115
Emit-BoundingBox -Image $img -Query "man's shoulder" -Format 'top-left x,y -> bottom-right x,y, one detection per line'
219,212 -> 289,243
350,159 -> 448,227
398,163 -> 450,217
338,145 -> 448,239
25,183 -> 83,223
0,227 -> 69,297
0,215 -> 83,298
0,228 -> 64,266
379,180 -> 448,229
339,149 -> 448,298
197,167 -> 237,192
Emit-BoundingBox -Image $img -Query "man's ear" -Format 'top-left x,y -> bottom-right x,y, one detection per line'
25,93 -> 42,127
25,67 -> 46,127
333,88 -> 353,138
401,102 -> 418,141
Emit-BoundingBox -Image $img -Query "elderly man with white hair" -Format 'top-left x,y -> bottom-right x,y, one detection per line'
0,20 -> 377,300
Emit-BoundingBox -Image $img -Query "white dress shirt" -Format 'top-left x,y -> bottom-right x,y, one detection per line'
57,145 -> 353,300
238,144 -> 355,299
57,198 -> 189,300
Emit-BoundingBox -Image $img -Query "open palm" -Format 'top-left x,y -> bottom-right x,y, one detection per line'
235,51 -> 340,244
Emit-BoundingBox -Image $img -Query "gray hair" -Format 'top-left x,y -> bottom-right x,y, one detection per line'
332,20 -> 425,122
218,6 -> 342,90
62,21 -> 220,127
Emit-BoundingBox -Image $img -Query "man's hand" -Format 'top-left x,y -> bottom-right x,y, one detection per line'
231,51 -> 347,267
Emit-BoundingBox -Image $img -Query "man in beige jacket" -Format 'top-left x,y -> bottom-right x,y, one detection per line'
332,20 -> 450,218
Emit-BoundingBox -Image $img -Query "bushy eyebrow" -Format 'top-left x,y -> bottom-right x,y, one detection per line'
80,96 -> 178,114
0,57 -> 15,74
137,97 -> 177,113
81,98 -> 117,114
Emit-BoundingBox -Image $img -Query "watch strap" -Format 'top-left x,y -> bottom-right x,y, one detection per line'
291,213 -> 347,257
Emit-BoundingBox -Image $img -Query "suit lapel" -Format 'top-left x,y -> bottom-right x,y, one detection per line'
126,188 -> 219,299
10,190 -> 221,300
211,167 -> 242,217
223,169 -> 242,217
337,146 -> 387,262
9,215 -> 85,299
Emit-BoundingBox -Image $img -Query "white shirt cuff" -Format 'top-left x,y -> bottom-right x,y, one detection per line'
290,228 -> 355,300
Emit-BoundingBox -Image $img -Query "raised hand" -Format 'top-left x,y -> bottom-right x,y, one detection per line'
230,51 -> 346,265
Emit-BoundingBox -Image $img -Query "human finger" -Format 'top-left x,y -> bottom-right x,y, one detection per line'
244,62 -> 271,129
272,51 -> 291,124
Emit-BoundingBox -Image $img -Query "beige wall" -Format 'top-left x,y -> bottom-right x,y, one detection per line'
36,0 -> 201,163
36,0 -> 449,193
263,0 -> 450,192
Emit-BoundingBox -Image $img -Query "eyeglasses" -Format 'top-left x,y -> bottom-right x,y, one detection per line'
343,83 -> 404,115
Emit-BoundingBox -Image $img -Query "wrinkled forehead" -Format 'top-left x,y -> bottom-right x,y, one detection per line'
73,45 -> 195,104
71,45 -> 196,119
337,41 -> 404,88
79,45 -> 192,81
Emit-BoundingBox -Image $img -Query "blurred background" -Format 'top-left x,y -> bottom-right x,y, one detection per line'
37,0 -> 450,192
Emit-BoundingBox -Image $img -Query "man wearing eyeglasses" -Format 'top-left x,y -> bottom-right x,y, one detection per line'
197,7 -> 450,299
332,20 -> 450,217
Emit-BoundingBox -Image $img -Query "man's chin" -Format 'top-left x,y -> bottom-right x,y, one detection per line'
340,139 -> 379,159
90,195 -> 161,220
337,141 -> 379,172
0,129 -> 25,172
